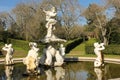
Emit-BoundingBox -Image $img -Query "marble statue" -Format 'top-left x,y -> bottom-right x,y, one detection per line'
2,44 -> 14,65
40,6 -> 67,67
23,42 -> 39,73
94,42 -> 105,67
41,44 -> 65,66
42,6 -> 66,43
59,44 -> 66,57
5,66 -> 14,80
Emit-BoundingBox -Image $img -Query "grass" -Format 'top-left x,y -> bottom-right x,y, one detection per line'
0,38 -> 120,59
66,38 -> 120,59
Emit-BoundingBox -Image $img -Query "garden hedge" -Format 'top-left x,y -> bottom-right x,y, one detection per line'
65,38 -> 83,53
85,44 -> 120,55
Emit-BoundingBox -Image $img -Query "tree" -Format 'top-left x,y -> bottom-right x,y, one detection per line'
83,3 -> 108,45
106,18 -> 120,44
106,0 -> 120,18
12,2 -> 46,41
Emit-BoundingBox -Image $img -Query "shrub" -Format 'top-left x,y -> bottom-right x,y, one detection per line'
9,39 -> 29,51
85,38 -> 97,54
85,41 -> 120,55
65,38 -> 83,53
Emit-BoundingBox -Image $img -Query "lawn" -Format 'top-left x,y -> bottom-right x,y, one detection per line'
0,38 -> 120,59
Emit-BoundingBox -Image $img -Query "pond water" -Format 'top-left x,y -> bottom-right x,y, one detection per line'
0,61 -> 120,80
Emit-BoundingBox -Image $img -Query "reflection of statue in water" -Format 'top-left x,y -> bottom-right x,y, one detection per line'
45,69 -> 54,80
94,67 -> 108,80
42,6 -> 66,43
55,67 -> 65,80
2,44 -> 14,65
94,42 -> 105,67
23,42 -> 40,74
5,66 -> 14,80
45,67 -> 65,80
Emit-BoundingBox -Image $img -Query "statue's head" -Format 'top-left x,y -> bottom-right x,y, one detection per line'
94,42 -> 100,48
51,7 -> 56,12
29,42 -> 37,48
2,44 -> 13,52
60,44 -> 64,48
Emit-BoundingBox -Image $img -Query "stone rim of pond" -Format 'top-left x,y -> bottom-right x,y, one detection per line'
0,57 -> 120,64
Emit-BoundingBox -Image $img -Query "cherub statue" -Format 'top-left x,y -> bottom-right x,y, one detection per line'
2,44 -> 14,65
23,42 -> 39,73
94,42 -> 105,67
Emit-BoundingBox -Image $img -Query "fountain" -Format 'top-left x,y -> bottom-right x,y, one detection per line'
0,5 -> 120,80
39,6 -> 66,67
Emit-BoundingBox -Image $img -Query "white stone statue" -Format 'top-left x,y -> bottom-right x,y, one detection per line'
94,42 -> 105,67
5,66 -> 14,80
2,44 -> 14,65
42,44 -> 65,66
42,6 -> 66,43
23,42 -> 39,73
59,44 -> 66,56
40,6 -> 66,67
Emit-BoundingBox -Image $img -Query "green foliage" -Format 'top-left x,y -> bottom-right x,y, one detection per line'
9,39 -> 29,51
103,45 -> 120,55
65,38 -> 84,53
85,38 -> 96,54
85,39 -> 120,55
8,39 -> 45,54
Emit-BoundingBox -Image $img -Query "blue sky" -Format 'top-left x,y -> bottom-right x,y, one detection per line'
0,0 -> 103,12
0,0 -> 103,25
0,0 -> 24,12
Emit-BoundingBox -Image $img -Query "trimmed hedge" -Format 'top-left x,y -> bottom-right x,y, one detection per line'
85,44 -> 120,55
65,38 -> 83,53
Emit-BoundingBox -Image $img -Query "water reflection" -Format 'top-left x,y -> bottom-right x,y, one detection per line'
5,66 -> 14,80
0,62 -> 120,80
94,68 -> 105,80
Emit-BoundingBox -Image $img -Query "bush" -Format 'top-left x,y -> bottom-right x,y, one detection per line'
103,45 -> 120,55
85,38 -> 97,54
65,38 -> 84,53
85,40 -> 120,55
9,39 -> 29,51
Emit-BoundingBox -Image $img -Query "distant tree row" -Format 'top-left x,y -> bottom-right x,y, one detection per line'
0,0 -> 120,45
